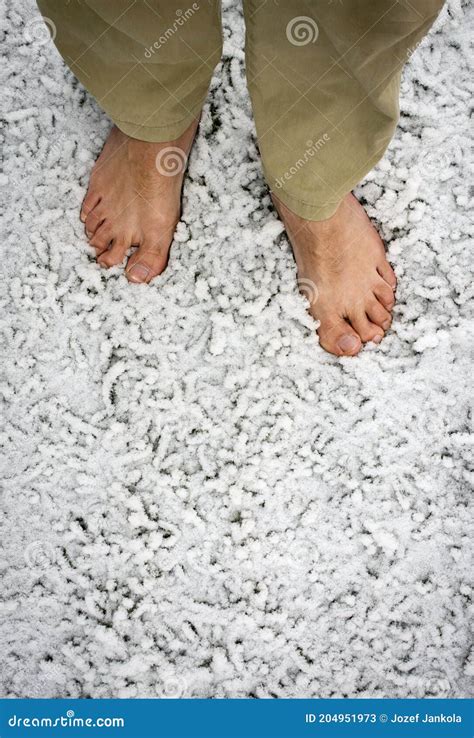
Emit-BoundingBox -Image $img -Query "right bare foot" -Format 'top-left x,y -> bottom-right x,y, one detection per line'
80,119 -> 199,283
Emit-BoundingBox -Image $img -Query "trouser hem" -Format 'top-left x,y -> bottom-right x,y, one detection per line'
267,135 -> 397,221
270,187 -> 342,222
113,109 -> 201,143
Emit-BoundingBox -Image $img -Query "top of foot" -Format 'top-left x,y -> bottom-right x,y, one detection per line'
80,120 -> 199,283
274,193 -> 397,357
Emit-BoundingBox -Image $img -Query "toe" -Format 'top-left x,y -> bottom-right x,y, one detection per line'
125,242 -> 169,284
97,239 -> 129,268
350,311 -> 384,345
89,223 -> 113,255
377,260 -> 397,291
373,277 -> 395,311
85,208 -> 105,238
317,316 -> 362,357
81,191 -> 101,223
366,297 -> 392,331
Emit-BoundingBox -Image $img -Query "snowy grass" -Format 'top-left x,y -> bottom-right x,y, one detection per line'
1,0 -> 472,697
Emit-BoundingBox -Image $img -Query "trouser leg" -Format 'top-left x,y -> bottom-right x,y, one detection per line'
36,0 -> 223,142
243,0 -> 445,220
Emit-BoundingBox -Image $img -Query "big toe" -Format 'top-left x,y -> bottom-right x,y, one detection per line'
126,242 -> 169,284
317,316 -> 362,357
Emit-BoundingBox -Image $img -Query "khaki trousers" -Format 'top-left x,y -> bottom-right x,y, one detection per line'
37,0 -> 444,220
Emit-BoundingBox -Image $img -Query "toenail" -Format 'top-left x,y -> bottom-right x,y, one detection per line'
372,334 -> 383,344
338,334 -> 360,353
127,263 -> 150,282
382,320 -> 391,330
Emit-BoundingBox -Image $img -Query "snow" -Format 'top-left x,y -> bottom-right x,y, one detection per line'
1,0 -> 472,698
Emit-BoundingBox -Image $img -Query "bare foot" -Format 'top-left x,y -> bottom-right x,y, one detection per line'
273,193 -> 397,356
80,119 -> 199,283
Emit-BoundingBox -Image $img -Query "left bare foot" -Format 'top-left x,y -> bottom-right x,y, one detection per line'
273,193 -> 397,356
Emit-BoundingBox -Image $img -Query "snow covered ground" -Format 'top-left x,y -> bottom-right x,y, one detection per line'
1,0 -> 472,698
